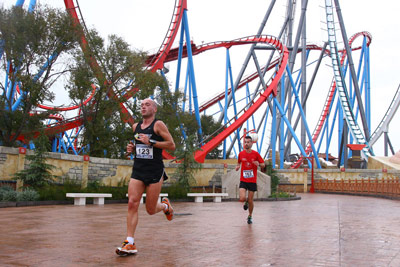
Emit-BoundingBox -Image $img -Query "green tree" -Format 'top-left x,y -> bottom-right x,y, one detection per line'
13,133 -> 55,188
264,162 -> 279,193
173,134 -> 202,190
68,31 -> 167,158
0,5 -> 78,147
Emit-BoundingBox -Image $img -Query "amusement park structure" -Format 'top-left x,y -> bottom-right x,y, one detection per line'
1,0 -> 400,169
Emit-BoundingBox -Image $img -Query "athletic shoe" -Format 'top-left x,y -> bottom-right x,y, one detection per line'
243,201 -> 248,210
161,197 -> 174,221
116,240 -> 137,255
247,215 -> 253,224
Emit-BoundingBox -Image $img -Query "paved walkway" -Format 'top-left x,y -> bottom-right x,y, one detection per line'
1,193 -> 400,266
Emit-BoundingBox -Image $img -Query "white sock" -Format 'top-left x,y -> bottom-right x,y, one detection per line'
163,203 -> 168,211
127,237 -> 134,244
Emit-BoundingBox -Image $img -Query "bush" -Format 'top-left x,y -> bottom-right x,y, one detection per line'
269,191 -> 291,198
0,187 -> 40,202
1,190 -> 18,202
36,180 -> 81,201
16,188 -> 40,202
163,183 -> 189,200
0,185 -> 15,200
33,178 -> 128,201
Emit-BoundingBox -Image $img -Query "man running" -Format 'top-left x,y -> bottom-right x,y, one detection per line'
235,135 -> 265,224
116,98 -> 176,255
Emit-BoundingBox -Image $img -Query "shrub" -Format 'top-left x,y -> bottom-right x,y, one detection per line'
1,190 -> 18,202
269,191 -> 291,198
34,178 -> 128,201
36,180 -> 81,201
16,188 -> 40,202
163,183 -> 189,200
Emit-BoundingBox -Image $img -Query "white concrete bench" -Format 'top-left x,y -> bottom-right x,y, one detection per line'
187,193 -> 228,203
126,193 -> 168,203
66,193 -> 112,206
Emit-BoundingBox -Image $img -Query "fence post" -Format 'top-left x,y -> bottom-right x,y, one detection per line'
303,168 -> 308,193
16,147 -> 27,191
82,155 -> 89,189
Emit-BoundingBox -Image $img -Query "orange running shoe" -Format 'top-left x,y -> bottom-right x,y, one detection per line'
116,240 -> 137,255
161,197 -> 174,221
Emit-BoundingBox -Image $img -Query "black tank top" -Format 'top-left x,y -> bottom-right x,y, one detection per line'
131,119 -> 164,179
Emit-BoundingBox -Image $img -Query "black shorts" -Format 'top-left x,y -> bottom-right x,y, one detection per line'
132,170 -> 168,186
239,181 -> 257,192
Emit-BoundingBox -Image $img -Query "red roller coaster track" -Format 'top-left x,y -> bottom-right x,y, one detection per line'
20,1 -> 289,162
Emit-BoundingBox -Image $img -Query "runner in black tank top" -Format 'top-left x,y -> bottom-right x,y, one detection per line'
116,98 -> 176,256
131,119 -> 167,185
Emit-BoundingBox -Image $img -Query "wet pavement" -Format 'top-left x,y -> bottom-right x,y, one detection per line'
1,193 -> 400,266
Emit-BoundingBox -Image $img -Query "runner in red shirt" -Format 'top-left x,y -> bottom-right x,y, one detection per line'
235,136 -> 265,224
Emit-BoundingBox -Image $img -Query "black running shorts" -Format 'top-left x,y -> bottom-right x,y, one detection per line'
132,170 -> 168,186
239,181 -> 257,192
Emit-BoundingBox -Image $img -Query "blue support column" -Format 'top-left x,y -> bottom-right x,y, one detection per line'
271,97 -> 277,168
174,26 -> 185,93
273,97 -> 310,166
181,10 -> 202,140
259,105 -> 270,153
225,49 -> 241,152
286,66 -> 321,168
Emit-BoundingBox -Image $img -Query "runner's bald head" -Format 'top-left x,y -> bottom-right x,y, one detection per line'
142,98 -> 158,110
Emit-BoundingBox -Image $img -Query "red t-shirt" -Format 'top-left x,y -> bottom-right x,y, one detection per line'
238,150 -> 264,183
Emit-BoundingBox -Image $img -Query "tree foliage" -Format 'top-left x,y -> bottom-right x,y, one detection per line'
153,88 -> 223,158
172,134 -> 202,189
68,30 -> 167,158
0,5 -> 78,147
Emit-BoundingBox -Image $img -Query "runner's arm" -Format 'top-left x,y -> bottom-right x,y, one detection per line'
125,123 -> 138,157
257,154 -> 265,169
236,154 -> 241,171
152,121 -> 176,151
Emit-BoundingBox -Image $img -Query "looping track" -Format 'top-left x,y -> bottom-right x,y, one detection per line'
61,0 -> 289,162
8,0 -> 396,163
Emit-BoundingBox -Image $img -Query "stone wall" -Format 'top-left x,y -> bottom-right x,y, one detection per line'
0,146 -> 234,188
3,145 -> 400,194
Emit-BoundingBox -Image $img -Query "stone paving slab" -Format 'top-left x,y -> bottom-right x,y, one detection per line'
1,193 -> 400,266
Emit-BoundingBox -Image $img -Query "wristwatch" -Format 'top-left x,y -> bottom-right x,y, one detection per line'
149,139 -> 157,146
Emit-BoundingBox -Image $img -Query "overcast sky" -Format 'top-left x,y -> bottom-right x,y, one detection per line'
2,0 -> 400,157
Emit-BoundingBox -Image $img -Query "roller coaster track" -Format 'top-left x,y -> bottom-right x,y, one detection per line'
291,31 -> 372,168
59,0 -> 185,130
37,84 -> 97,112
64,0 -> 152,127
191,44 -> 330,113
369,83 -> 400,146
160,41 -> 363,114
325,1 -> 371,155
193,35 -> 289,162
146,0 -> 186,71
32,0 -> 183,154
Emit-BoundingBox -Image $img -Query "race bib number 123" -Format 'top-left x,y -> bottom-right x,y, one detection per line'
136,144 -> 154,159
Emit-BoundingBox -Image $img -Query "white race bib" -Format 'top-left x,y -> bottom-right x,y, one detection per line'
135,144 -> 153,159
243,170 -> 254,178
